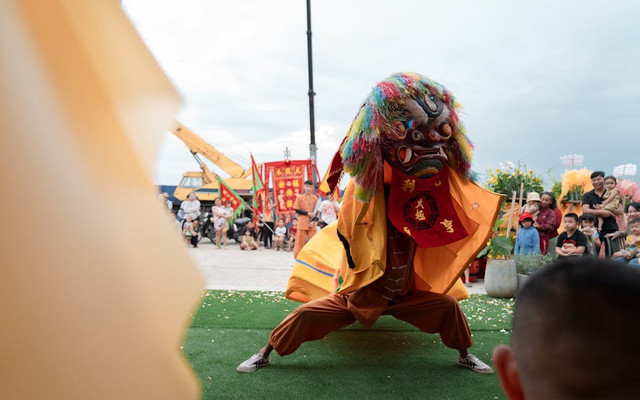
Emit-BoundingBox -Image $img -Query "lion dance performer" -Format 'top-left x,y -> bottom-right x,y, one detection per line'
237,73 -> 503,374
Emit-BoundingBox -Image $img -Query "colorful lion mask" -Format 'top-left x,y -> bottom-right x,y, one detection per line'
335,72 -> 474,202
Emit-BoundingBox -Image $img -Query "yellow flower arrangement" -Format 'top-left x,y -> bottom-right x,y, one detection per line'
485,162 -> 545,198
559,168 -> 594,202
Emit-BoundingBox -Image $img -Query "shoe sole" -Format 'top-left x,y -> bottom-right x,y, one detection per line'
236,362 -> 270,373
456,363 -> 493,374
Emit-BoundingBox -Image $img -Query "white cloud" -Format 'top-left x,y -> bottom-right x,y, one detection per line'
125,0 -> 640,188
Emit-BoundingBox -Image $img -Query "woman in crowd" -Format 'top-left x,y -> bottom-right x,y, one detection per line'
543,192 -> 563,257
605,202 -> 640,241
180,192 -> 201,222
534,191 -> 557,255
211,198 -> 228,249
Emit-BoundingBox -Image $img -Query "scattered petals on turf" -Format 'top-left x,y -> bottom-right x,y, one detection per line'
195,290 -> 514,334
460,295 -> 514,331
188,291 -> 512,399
195,290 -> 291,325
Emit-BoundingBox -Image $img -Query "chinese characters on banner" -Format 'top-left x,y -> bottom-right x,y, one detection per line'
219,178 -> 247,220
263,160 -> 314,216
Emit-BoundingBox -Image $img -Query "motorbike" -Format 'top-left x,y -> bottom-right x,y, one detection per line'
196,207 -> 254,244
229,217 -> 252,243
199,211 -> 215,243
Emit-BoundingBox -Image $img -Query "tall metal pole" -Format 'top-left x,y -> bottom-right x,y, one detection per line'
306,0 -> 318,184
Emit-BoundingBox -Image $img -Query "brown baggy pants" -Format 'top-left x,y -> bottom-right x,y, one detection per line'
268,291 -> 472,356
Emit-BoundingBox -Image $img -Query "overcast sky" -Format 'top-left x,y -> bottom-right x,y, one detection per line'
123,0 -> 640,188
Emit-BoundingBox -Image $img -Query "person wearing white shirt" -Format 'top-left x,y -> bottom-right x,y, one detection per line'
180,192 -> 201,222
318,193 -> 340,228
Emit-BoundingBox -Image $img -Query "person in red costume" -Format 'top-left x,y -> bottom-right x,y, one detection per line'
237,73 -> 503,375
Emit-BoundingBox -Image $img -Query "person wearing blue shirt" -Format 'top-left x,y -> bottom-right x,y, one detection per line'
515,212 -> 540,256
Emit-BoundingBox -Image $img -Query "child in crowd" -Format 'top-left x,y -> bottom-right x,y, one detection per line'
520,192 -> 541,221
514,212 -> 540,256
240,226 -> 259,251
190,220 -> 200,248
221,200 -> 234,249
286,218 -> 298,252
579,213 -> 601,256
273,219 -> 287,251
612,218 -> 640,265
595,176 -> 621,231
182,215 -> 195,245
555,213 -> 588,259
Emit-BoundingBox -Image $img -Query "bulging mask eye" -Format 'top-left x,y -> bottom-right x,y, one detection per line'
418,93 -> 443,118
439,123 -> 453,139
392,121 -> 407,139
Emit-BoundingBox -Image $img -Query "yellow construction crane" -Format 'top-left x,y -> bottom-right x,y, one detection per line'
171,121 -> 253,204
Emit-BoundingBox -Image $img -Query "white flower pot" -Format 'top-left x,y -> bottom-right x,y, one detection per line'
515,273 -> 529,297
484,259 -> 517,298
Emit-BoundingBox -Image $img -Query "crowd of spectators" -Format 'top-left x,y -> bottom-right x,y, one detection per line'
159,190 -> 310,252
513,170 -> 638,267
162,169 -> 638,267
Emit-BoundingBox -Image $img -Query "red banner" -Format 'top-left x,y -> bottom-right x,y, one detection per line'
219,177 -> 247,220
263,160 -> 314,214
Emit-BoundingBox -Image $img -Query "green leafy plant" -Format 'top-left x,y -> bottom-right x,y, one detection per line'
477,218 -> 514,259
565,184 -> 583,202
551,180 -> 562,200
514,253 -> 556,275
485,161 -> 545,198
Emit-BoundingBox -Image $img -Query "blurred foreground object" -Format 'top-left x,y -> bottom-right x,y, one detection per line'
0,1 -> 204,399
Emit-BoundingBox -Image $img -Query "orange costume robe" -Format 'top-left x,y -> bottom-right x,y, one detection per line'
292,191 -> 318,257
268,166 -> 503,356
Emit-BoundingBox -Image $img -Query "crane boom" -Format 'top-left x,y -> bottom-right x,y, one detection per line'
171,121 -> 251,179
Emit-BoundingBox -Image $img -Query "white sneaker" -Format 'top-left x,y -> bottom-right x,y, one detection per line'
236,353 -> 271,373
456,353 -> 494,374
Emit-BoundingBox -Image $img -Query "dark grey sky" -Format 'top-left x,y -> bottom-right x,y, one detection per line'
124,0 -> 640,187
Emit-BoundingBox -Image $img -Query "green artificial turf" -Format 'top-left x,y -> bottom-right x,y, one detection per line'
184,291 -> 514,400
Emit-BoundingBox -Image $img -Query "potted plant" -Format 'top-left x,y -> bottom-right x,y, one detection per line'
559,168 -> 593,204
477,235 -> 513,260
485,163 -> 546,236
477,220 -> 517,298
565,184 -> 583,202
514,253 -> 556,295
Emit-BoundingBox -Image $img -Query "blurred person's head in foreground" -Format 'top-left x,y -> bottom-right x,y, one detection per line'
493,257 -> 640,399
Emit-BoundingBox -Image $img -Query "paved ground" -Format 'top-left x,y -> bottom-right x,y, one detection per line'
189,238 -> 487,295
188,238 -> 295,291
